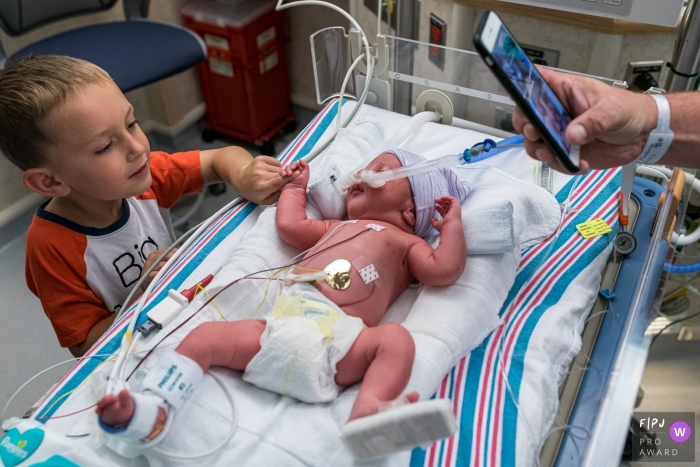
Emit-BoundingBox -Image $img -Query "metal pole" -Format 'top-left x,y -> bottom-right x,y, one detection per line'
665,0 -> 700,92
393,0 -> 420,115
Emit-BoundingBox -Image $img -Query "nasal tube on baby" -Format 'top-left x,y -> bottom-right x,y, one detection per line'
337,153 -> 465,191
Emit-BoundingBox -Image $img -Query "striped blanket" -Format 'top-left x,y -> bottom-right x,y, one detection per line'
410,169 -> 620,467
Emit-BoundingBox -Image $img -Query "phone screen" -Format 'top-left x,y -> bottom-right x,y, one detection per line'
481,13 -> 572,155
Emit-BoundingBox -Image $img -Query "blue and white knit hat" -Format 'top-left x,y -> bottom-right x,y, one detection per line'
387,149 -> 470,239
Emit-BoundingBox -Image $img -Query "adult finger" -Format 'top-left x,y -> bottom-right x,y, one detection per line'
255,156 -> 281,168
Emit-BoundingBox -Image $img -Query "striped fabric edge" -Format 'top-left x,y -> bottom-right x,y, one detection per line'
32,100 -> 343,423
409,167 -> 621,467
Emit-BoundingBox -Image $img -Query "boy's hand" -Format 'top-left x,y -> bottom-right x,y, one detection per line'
141,248 -> 177,290
237,156 -> 299,205
279,160 -> 310,191
430,196 -> 462,232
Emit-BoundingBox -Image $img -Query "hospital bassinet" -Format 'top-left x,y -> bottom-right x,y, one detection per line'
10,26 -> 694,467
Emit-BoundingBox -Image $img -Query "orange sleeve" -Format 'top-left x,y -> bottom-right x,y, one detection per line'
25,217 -> 111,348
139,150 -> 204,208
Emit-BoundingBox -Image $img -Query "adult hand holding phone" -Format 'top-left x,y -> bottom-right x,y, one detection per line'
513,67 -> 660,173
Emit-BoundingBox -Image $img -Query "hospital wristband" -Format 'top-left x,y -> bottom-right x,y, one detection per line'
635,95 -> 674,165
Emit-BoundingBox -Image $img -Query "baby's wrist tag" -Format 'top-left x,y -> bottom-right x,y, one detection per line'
576,218 -> 612,239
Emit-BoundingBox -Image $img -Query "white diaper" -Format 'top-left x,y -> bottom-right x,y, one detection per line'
242,283 -> 366,403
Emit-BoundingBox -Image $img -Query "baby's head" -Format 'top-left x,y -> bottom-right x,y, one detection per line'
345,150 -> 469,237
0,55 -> 151,201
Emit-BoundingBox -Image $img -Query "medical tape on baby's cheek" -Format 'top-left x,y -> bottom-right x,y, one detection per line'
352,255 -> 382,288
141,351 -> 204,411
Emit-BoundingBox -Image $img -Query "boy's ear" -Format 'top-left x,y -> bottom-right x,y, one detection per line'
23,168 -> 71,198
402,207 -> 416,228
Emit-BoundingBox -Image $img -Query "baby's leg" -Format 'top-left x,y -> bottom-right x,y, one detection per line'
335,323 -> 417,421
98,320 -> 265,435
175,320 -> 265,372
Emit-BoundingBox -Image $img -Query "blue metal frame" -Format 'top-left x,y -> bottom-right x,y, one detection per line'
555,177 -> 666,466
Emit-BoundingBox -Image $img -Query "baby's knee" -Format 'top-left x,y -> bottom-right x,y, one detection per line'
378,324 -> 415,358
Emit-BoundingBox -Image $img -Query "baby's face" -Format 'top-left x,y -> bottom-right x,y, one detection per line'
346,153 -> 415,226
43,80 -> 152,201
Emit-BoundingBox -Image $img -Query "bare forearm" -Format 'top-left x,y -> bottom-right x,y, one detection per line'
430,221 -> 467,282
276,187 -> 324,250
207,146 -> 253,185
409,222 -> 466,286
69,314 -> 116,357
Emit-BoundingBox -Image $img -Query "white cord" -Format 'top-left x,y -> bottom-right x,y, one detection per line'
152,370 -> 237,459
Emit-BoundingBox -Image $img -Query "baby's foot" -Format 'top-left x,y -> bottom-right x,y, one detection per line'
96,389 -> 136,427
348,391 -> 419,421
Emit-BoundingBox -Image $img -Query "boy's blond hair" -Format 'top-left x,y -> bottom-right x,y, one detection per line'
0,55 -> 112,171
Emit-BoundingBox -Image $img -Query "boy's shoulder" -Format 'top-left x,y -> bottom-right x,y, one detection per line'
26,211 -> 87,261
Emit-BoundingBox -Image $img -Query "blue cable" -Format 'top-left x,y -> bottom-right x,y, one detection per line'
664,261 -> 700,274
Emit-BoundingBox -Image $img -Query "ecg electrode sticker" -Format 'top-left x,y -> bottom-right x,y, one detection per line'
365,224 -> 385,231
359,264 -> 380,284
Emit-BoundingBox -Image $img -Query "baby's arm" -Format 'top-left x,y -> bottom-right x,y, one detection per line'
407,197 -> 466,287
200,147 -> 298,205
276,161 -> 332,251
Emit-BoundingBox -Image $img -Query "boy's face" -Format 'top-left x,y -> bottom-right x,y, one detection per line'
44,80 -> 151,201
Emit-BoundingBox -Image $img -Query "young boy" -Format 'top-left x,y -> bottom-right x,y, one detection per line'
0,55 -> 298,357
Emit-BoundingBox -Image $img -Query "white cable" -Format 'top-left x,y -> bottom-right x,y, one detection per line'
337,55 -> 365,132
152,370 -> 237,459
276,0 -> 374,136
109,195 -> 246,393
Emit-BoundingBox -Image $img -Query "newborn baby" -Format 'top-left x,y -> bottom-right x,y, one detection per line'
96,150 -> 469,447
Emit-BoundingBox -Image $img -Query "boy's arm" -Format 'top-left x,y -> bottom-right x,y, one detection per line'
69,314 -> 116,357
200,147 -> 298,205
275,161 -> 331,251
407,197 -> 467,287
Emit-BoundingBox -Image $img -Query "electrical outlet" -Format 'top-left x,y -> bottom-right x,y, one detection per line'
625,60 -> 665,91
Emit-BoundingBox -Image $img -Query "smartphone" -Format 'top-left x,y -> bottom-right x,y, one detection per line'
473,10 -> 579,173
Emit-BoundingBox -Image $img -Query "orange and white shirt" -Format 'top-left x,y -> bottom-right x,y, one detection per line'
25,150 -> 203,348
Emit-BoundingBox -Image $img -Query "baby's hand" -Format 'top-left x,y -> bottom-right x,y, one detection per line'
430,196 -> 462,232
280,160 -> 310,190
96,389 -> 135,427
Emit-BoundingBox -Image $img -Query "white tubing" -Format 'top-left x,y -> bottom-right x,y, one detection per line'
636,165 -> 700,246
385,111 -> 441,148
452,116 -> 515,139
336,111 -> 442,191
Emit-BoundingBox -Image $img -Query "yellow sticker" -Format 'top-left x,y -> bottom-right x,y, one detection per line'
576,218 -> 613,239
